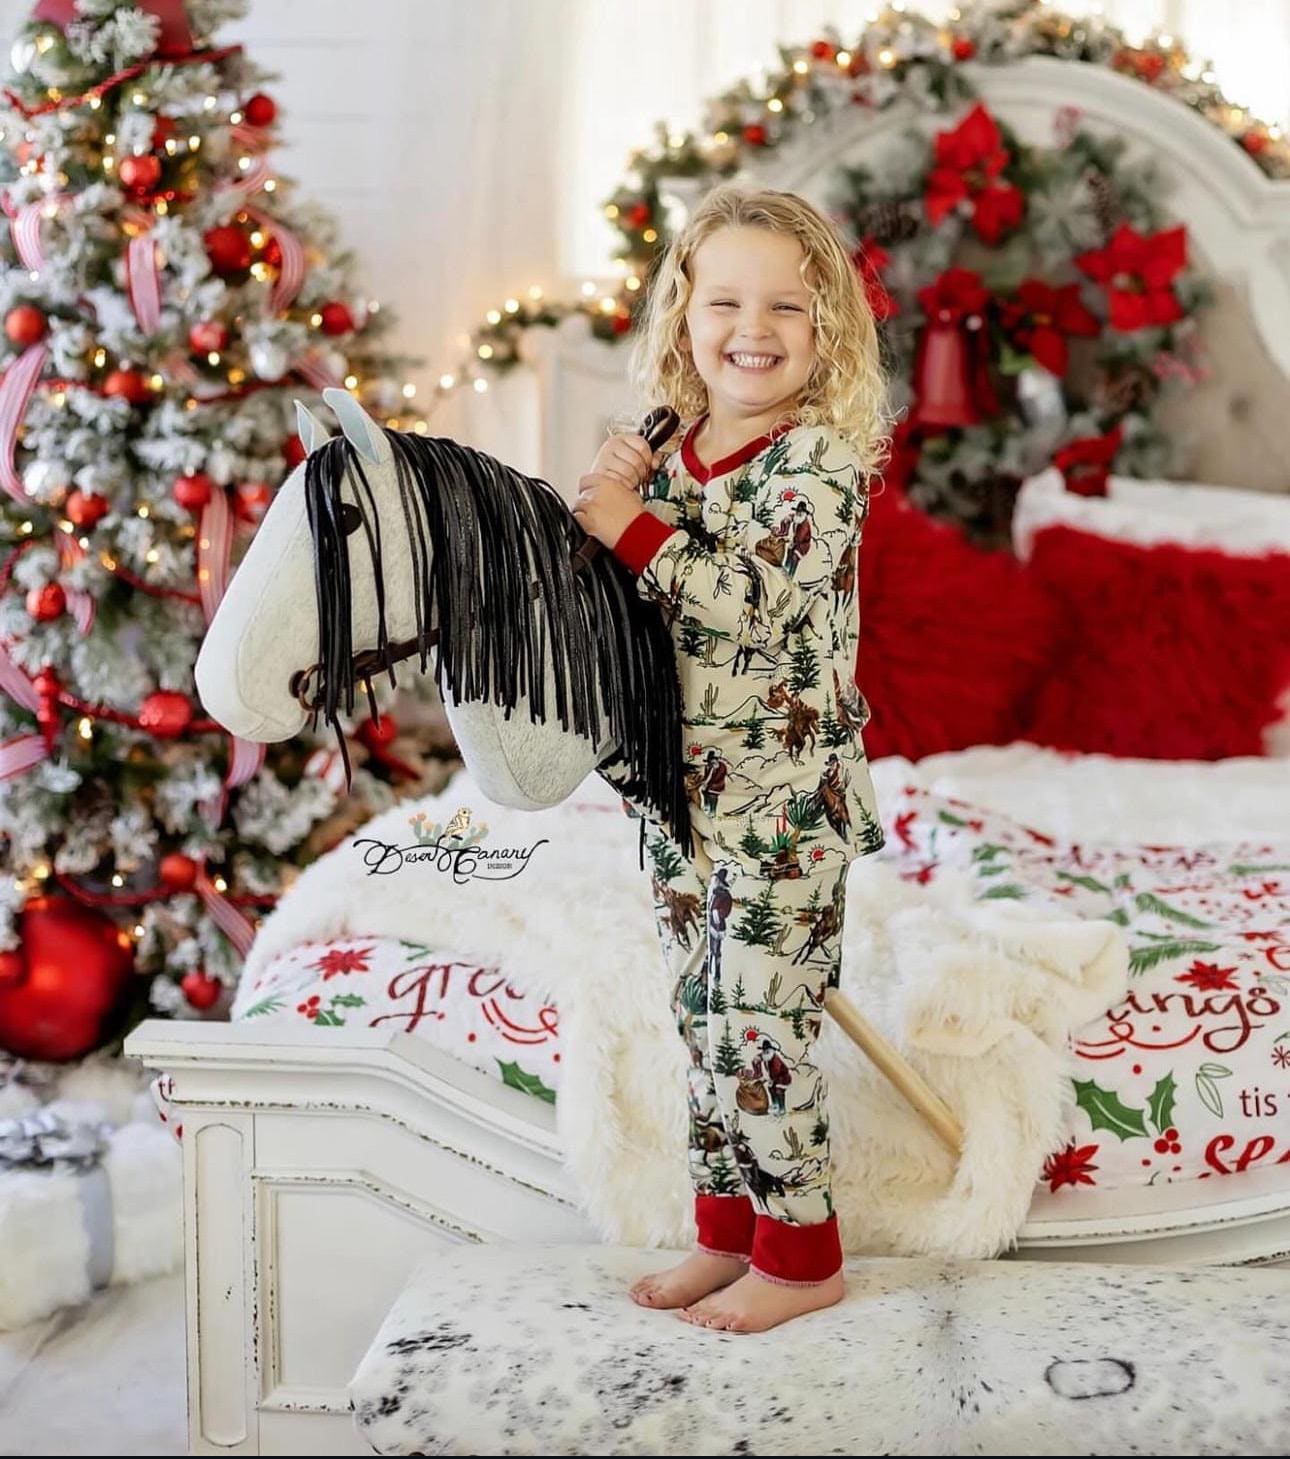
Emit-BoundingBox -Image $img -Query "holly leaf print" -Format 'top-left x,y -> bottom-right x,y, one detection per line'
1128,938 -> 1223,976
497,1059 -> 556,1105
240,994 -> 284,1019
1056,870 -> 1114,895
1146,1072 -> 1177,1135
1073,1078 -> 1149,1140
1133,891 -> 1213,928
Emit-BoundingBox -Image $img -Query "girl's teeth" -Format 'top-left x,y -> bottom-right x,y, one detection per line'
728,354 -> 780,369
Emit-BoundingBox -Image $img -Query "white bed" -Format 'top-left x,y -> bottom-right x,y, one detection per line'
124,51 -> 1290,1459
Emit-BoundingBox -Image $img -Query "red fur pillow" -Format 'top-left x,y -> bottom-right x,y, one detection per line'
1018,525 -> 1290,758
855,484 -> 1060,760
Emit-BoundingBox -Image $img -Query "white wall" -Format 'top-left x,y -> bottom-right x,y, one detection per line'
2,0 -> 1288,418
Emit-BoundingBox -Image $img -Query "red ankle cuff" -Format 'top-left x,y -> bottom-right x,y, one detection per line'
750,1211 -> 843,1285
694,1193 -> 755,1258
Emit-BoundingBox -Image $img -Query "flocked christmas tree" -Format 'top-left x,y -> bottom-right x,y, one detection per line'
0,0 -> 444,1057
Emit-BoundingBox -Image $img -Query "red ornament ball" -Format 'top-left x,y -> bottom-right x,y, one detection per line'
358,713 -> 398,749
243,92 -> 277,128
610,312 -> 632,336
103,368 -> 152,404
138,690 -> 193,738
0,895 -> 135,1061
282,435 -> 308,469
1242,131 -> 1269,155
261,236 -> 282,269
625,202 -> 651,229
180,970 -> 223,1009
188,320 -> 229,354
159,852 -> 198,891
952,37 -> 977,60
5,303 -> 47,346
204,224 -> 253,275
318,301 -> 355,336
65,489 -> 110,528
173,472 -> 214,510
234,481 -> 271,523
26,582 -> 65,621
810,40 -> 836,60
743,124 -> 768,146
118,153 -> 162,194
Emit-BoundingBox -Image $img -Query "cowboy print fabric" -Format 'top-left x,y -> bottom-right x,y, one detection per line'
647,826 -> 851,1229
609,419 -> 886,878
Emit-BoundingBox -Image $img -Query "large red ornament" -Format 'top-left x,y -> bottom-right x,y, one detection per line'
358,713 -> 398,749
234,481 -> 271,523
26,582 -> 65,621
103,368 -> 152,404
173,472 -> 214,510
319,301 -> 355,336
159,852 -> 198,891
0,895 -> 135,1062
243,92 -> 277,128
204,224 -> 253,276
138,690 -> 193,738
65,489 -> 110,528
188,320 -> 228,354
5,303 -> 47,346
118,154 -> 163,195
180,970 -> 222,1009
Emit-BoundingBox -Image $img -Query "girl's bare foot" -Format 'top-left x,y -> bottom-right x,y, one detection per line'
629,1250 -> 750,1309
677,1267 -> 845,1332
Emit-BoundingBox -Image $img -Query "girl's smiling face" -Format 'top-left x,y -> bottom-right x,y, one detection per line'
683,225 -> 816,426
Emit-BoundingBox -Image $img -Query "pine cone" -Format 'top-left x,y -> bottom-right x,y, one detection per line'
856,199 -> 920,247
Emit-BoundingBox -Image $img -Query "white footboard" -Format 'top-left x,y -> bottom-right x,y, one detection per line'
122,1020 -> 598,1457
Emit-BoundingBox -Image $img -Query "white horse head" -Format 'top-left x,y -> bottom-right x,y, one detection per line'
194,391 -> 686,828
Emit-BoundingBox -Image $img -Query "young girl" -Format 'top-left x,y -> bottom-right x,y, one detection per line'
572,185 -> 891,1335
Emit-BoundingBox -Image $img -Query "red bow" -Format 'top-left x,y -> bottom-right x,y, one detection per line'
1052,424 -> 1124,497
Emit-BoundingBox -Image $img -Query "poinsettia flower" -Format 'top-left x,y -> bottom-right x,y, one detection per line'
314,944 -> 374,980
1000,279 -> 1099,376
917,266 -> 991,324
1042,1140 -> 1100,1193
924,102 -> 1025,244
1052,424 -> 1124,497
1075,223 -> 1187,331
851,236 -> 898,320
1176,959 -> 1240,991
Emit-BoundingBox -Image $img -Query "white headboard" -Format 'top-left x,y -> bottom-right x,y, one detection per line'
472,55 -> 1290,503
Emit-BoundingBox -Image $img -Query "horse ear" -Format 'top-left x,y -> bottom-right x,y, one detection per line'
294,400 -> 331,456
322,387 -> 391,466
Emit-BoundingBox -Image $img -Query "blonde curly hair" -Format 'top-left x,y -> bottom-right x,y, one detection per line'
614,184 -> 892,481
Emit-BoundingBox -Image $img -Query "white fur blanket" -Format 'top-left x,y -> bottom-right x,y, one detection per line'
239,768 -> 1128,1259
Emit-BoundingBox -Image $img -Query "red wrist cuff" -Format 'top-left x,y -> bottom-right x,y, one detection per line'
611,511 -> 678,576
750,1211 -> 843,1285
694,1193 -> 755,1258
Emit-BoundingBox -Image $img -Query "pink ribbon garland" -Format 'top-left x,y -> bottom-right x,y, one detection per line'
243,205 -> 305,312
294,348 -> 346,391
124,233 -> 162,335
0,640 -> 46,781
10,194 -> 69,273
194,857 -> 256,956
0,342 -> 49,503
54,533 -> 96,635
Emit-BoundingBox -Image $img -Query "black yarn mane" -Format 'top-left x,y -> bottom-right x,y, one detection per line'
300,428 -> 692,856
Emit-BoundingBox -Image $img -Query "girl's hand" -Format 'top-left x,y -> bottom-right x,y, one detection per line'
573,471 -> 647,549
589,432 -> 661,491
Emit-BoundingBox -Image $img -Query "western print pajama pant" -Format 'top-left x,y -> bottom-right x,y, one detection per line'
643,821 -> 850,1286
